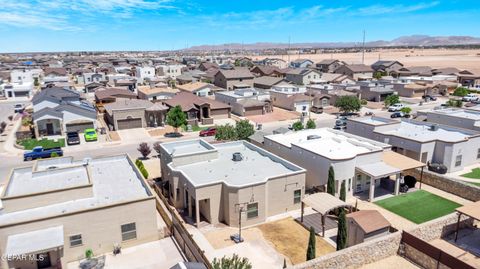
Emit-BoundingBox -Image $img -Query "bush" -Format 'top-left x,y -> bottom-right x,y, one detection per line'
235,120 -> 255,140
446,99 -> 463,108
452,87 -> 469,97
215,124 -> 237,141
8,115 -> 13,121
335,96 -> 362,114
135,159 -> 149,179
137,142 -> 151,159
428,163 -> 448,174
360,99 -> 368,106
85,249 -> 94,259
404,175 -> 417,188
0,121 -> 6,129
153,142 -> 162,155
400,107 -> 412,114
50,152 -> 59,158
292,121 -> 304,131
306,119 -> 316,129
384,94 -> 400,107
212,254 -> 252,269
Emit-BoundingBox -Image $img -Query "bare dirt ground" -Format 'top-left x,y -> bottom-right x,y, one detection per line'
246,107 -> 300,124
248,48 -> 480,74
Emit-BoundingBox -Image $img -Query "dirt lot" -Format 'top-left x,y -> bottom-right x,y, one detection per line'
248,48 -> 480,74
256,218 -> 335,265
246,107 -> 300,124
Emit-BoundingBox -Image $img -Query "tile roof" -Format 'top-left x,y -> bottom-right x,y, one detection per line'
217,68 -> 254,79
163,91 -> 231,111
347,210 -> 390,234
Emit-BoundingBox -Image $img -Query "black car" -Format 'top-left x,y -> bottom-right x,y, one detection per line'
390,112 -> 411,118
66,132 -> 80,145
422,95 -> 437,101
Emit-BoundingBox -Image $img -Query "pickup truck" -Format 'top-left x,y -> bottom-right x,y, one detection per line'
23,146 -> 64,161
388,103 -> 406,112
462,93 -> 479,102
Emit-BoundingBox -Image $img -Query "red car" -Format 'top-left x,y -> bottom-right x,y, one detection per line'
199,128 -> 216,137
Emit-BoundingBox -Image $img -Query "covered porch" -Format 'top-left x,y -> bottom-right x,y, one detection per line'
35,118 -> 63,137
145,103 -> 168,128
4,226 -> 64,269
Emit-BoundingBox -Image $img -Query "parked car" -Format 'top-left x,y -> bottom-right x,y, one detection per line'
66,132 -> 80,145
333,124 -> 346,131
24,146 -> 63,161
164,132 -> 183,138
390,112 -> 411,118
422,95 -> 437,101
387,103 -> 405,112
335,119 -> 347,126
13,103 -> 25,113
84,128 -> 98,142
199,127 -> 216,137
462,93 -> 479,102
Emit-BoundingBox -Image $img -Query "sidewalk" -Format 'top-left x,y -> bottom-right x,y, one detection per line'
0,118 -> 23,156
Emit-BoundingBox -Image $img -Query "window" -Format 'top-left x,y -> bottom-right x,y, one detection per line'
246,203 -> 258,219
348,178 -> 351,191
69,234 -> 83,247
455,155 -> 462,167
121,223 -> 137,241
176,188 -> 180,201
293,189 -> 301,204
477,149 -> 480,159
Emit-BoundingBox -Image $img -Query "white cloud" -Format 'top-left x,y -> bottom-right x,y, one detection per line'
356,2 -> 440,16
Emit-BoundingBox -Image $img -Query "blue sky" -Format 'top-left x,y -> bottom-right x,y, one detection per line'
0,0 -> 478,52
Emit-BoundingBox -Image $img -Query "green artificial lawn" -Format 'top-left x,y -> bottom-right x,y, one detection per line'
19,138 -> 65,150
461,168 -> 480,179
181,125 -> 209,132
374,190 -> 461,224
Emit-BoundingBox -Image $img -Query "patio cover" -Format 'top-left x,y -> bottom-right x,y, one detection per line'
5,226 -> 64,256
456,201 -> 480,221
356,162 -> 400,179
382,151 -> 425,171
302,193 -> 350,215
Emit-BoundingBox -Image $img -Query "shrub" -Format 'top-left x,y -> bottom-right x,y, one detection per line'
135,159 -> 149,179
292,121 -> 304,131
327,166 -> 335,196
212,254 -> 252,269
85,249 -> 93,259
306,119 -> 316,129
336,209 -> 348,250
400,107 -> 412,114
50,152 -> 59,158
0,121 -> 6,129
306,226 -> 316,261
8,115 -> 13,121
452,87 -> 469,97
360,99 -> 368,106
235,120 -> 255,140
215,124 -> 237,141
335,96 -> 362,114
137,142 -> 151,159
384,94 -> 400,108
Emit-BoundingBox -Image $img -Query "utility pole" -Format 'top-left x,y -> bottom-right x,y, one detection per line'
362,30 -> 366,64
287,36 -> 291,64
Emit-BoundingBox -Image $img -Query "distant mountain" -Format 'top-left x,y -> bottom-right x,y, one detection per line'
185,35 -> 480,51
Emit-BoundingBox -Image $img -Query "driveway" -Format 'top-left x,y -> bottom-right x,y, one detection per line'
117,128 -> 151,142
246,108 -> 300,124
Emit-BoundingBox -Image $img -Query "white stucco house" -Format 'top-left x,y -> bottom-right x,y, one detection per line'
135,66 -> 156,84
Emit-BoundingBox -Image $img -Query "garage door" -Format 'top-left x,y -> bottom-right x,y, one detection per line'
66,122 -> 94,133
244,107 -> 264,116
117,118 -> 142,130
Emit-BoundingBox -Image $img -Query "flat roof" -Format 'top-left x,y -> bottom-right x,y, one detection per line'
162,139 -> 215,156
352,116 -> 398,126
376,120 -> 477,143
0,155 -> 151,226
170,141 -> 304,188
5,225 -> 64,256
265,128 -> 389,160
427,108 -> 480,121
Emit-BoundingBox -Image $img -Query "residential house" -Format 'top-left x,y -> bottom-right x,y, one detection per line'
270,83 -> 311,115
214,68 -> 255,90
290,59 -> 314,68
94,87 -> 137,105
0,155 -> 158,269
104,98 -> 167,130
176,82 -> 221,97
371,60 -> 404,74
315,59 -> 344,73
390,66 -> 433,78
357,82 -> 397,102
135,66 -> 156,84
346,117 -> 480,173
347,210 -> 391,247
32,87 -> 97,136
159,139 -> 306,227
253,76 -> 287,89
456,70 -> 480,88
163,92 -> 231,126
285,68 -> 322,85
417,107 -> 480,132
259,58 -> 288,69
215,88 -> 271,116
250,66 -> 283,77
334,64 -> 373,81
156,64 -> 185,79
114,78 -> 137,92
137,85 -> 179,101
83,72 -> 106,85
2,82 -> 34,99
175,70 -> 206,85
43,68 -> 69,84
198,62 -> 219,72
10,69 -> 43,84
317,73 -> 355,85
264,128 -> 424,201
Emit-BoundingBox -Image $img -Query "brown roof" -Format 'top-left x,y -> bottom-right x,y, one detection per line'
95,88 -> 137,101
217,68 -> 254,79
347,210 -> 390,234
344,64 -> 373,73
251,65 -> 282,76
253,76 -> 285,87
163,92 -> 230,111
44,67 -> 67,76
103,98 -> 158,114
137,85 -> 179,96
456,201 -> 480,221
176,82 -> 218,93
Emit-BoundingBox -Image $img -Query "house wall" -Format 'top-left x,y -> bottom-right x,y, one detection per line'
425,111 -> 480,132
61,110 -> 97,131
210,108 -> 230,119
0,198 -> 158,269
270,91 -> 295,111
110,108 -> 146,130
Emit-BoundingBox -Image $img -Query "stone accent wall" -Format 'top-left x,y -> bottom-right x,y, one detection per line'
404,245 -> 438,269
405,168 -> 480,202
409,213 -> 473,242
291,232 -> 402,269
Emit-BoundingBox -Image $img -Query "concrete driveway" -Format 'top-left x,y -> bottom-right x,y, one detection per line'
117,128 -> 151,142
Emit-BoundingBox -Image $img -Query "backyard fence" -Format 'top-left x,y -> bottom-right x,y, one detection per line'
401,231 -> 475,269
153,184 -> 212,269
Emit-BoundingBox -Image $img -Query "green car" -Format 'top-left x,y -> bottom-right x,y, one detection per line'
84,128 -> 98,142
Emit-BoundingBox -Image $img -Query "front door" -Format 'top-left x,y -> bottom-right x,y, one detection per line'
46,123 -> 54,135
36,252 -> 52,269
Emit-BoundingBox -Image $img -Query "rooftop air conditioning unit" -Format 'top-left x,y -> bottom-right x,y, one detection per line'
307,135 -> 321,140
232,152 -> 243,162
429,124 -> 439,131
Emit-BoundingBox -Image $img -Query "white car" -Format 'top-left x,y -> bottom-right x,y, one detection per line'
388,103 -> 405,112
462,93 -> 479,102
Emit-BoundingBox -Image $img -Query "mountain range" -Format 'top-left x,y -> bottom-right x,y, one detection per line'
185,35 -> 480,51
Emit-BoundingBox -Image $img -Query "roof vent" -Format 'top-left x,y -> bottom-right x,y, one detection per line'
429,124 -> 439,131
307,135 -> 322,140
232,152 -> 243,162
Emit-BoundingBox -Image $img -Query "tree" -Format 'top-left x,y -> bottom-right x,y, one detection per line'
336,208 -> 348,250
446,99 -> 463,108
384,94 -> 400,108
334,96 -> 361,114
215,124 -> 237,141
340,180 -> 346,202
400,107 -> 412,114
292,121 -> 304,131
137,142 -> 151,159
212,254 -> 252,269
306,226 -> 316,261
33,77 -> 39,87
153,141 -> 162,155
327,166 -> 335,196
166,105 -> 187,133
373,71 -> 386,79
452,87 -> 469,97
306,119 -> 316,129
235,120 -> 255,140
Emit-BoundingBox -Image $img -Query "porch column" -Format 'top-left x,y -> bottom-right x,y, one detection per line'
187,195 -> 192,218
394,174 -> 401,195
369,177 -> 375,202
195,199 -> 200,228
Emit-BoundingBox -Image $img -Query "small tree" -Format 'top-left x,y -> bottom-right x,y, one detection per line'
334,96 -> 361,114
137,142 -> 151,159
235,120 -> 255,140
336,208 -> 348,250
212,254 -> 252,269
166,105 -> 187,133
292,121 -> 304,131
153,141 -> 162,155
306,119 -> 316,129
34,77 -> 40,87
400,107 -> 412,114
447,99 -> 463,108
384,94 -> 400,108
340,180 -> 346,202
327,166 -> 335,196
452,87 -> 469,97
135,159 -> 149,179
215,124 -> 237,141
85,248 -> 94,259
306,226 -> 316,261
